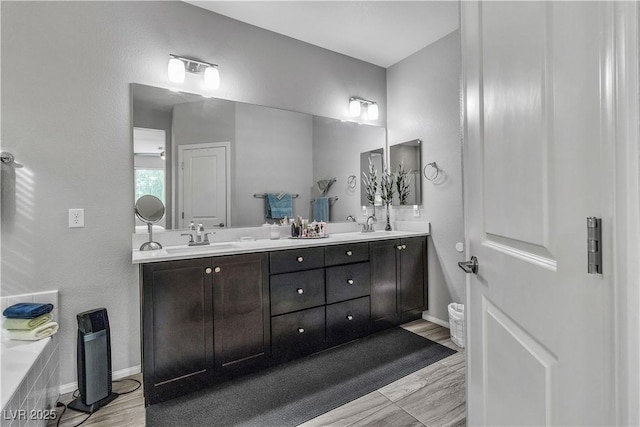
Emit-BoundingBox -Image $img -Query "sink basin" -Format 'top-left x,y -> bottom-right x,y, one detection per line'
165,242 -> 236,254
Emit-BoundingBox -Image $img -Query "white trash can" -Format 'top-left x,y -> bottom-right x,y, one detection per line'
448,303 -> 465,348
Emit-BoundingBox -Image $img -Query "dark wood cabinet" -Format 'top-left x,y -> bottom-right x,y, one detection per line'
370,236 -> 427,332
212,253 -> 270,375
140,234 -> 427,405
141,258 -> 214,404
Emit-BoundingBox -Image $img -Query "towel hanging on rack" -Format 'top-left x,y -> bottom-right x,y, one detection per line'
265,193 -> 292,219
313,197 -> 330,222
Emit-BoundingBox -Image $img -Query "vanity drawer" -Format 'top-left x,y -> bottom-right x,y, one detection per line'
270,269 -> 325,316
325,242 -> 369,266
271,306 -> 326,359
325,262 -> 370,304
326,296 -> 370,346
269,247 -> 325,275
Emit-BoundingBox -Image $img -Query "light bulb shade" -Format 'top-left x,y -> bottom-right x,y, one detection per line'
367,103 -> 379,121
168,57 -> 185,83
204,66 -> 220,90
349,99 -> 361,117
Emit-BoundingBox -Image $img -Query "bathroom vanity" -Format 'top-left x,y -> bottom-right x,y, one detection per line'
135,230 -> 428,405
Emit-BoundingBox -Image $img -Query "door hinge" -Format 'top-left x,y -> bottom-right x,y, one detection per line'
587,217 -> 602,274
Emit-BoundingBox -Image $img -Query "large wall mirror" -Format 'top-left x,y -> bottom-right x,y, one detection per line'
132,83 -> 386,230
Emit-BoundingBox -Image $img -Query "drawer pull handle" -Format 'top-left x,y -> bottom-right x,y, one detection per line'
347,279 -> 354,285
297,256 -> 304,263
298,328 -> 305,334
214,267 -> 221,273
346,250 -> 353,256
205,267 -> 213,274
297,288 -> 304,295
346,315 -> 353,321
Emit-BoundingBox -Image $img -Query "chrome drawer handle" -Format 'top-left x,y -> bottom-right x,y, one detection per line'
346,315 -> 353,321
298,328 -> 305,334
214,267 -> 221,273
205,267 -> 212,274
297,256 -> 304,263
346,250 -> 353,256
297,288 -> 304,295
347,279 -> 354,285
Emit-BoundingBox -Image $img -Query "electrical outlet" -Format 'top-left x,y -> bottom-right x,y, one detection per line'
413,205 -> 420,217
68,209 -> 85,228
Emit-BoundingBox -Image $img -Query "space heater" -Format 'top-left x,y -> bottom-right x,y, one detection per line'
68,308 -> 118,413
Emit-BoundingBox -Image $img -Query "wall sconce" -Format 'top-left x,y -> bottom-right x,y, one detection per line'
349,97 -> 379,121
168,54 -> 220,90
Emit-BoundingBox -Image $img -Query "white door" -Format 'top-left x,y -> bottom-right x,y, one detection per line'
178,143 -> 229,229
461,2 -> 614,425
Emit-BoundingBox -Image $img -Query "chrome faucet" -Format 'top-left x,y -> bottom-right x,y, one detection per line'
361,215 -> 376,233
181,224 -> 213,246
346,215 -> 356,222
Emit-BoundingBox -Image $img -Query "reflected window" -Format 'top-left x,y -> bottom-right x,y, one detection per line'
135,168 -> 165,203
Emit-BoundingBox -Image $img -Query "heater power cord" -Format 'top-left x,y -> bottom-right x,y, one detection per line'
55,378 -> 142,427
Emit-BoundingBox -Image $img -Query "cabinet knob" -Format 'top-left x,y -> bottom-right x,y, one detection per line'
297,256 -> 304,263
297,288 -> 304,295
347,279 -> 354,285
205,267 -> 212,274
402,244 -> 407,249
346,315 -> 353,321
397,245 -> 403,251
346,250 -> 353,256
214,266 -> 221,273
298,328 -> 305,334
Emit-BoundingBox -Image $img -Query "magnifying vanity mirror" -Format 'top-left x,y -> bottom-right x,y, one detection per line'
131,83 -> 386,230
389,139 -> 422,206
135,195 -> 165,250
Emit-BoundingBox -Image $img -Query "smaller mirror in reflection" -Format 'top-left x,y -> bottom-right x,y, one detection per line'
390,139 -> 421,206
360,148 -> 384,207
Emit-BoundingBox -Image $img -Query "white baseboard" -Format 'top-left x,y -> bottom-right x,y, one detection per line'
59,365 -> 141,395
422,312 -> 450,329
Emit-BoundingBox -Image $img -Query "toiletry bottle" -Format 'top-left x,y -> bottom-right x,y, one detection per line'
270,223 -> 280,240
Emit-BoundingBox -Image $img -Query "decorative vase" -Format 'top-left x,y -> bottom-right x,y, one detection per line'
385,204 -> 392,231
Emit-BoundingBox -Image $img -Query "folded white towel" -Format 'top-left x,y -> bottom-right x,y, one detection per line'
5,322 -> 58,341
3,313 -> 52,330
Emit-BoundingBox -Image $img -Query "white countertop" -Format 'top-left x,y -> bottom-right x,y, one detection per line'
133,228 -> 429,264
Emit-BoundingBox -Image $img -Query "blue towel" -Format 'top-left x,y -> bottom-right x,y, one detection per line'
3,302 -> 54,319
266,193 -> 292,219
313,197 -> 330,222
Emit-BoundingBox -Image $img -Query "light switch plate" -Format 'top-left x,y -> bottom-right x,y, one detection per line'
69,209 -> 84,228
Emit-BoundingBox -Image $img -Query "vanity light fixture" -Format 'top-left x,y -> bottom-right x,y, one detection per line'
168,54 -> 220,90
349,97 -> 379,121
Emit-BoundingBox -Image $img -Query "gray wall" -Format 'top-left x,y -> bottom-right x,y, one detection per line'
1,1 -> 386,386
387,30 -> 465,322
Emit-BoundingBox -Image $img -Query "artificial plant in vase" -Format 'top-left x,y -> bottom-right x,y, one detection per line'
395,160 -> 412,205
362,158 -> 379,218
380,168 -> 394,231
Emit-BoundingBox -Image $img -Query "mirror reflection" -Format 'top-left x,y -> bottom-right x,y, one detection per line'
389,139 -> 422,205
360,148 -> 384,207
132,83 -> 386,230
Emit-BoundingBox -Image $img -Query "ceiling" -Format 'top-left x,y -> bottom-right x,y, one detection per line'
183,1 -> 459,68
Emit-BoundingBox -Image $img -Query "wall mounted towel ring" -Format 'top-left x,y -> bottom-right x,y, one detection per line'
0,152 -> 15,165
423,162 -> 440,181
347,175 -> 357,190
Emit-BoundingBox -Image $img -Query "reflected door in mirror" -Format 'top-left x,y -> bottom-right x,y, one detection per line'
178,142 -> 229,229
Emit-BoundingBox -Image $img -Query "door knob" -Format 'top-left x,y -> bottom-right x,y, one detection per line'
458,256 -> 478,274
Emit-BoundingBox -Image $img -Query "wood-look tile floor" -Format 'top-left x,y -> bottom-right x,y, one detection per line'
50,319 -> 465,427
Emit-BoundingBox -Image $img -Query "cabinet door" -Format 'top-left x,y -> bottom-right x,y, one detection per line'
142,258 -> 214,404
399,237 -> 428,322
212,253 -> 270,374
369,239 -> 400,330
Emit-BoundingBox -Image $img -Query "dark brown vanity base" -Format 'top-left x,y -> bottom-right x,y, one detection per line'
140,236 -> 427,405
